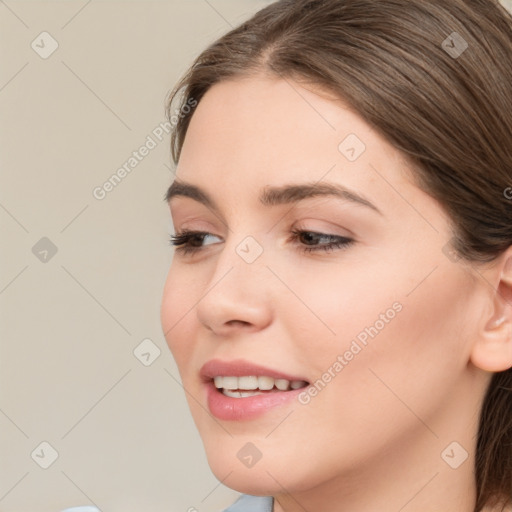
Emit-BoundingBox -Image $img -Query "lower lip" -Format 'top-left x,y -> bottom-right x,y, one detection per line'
205,381 -> 306,421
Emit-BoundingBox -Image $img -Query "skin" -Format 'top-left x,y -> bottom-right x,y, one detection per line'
160,74 -> 512,512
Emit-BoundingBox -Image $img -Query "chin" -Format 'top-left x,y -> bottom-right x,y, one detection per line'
208,460 -> 283,496
203,441 -> 317,496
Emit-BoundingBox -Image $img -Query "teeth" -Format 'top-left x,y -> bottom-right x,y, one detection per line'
258,376 -> 274,390
223,389 -> 265,398
222,376 -> 238,390
275,379 -> 290,391
238,376 -> 259,390
213,376 -> 308,393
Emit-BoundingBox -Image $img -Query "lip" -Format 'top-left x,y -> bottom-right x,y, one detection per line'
200,359 -> 310,421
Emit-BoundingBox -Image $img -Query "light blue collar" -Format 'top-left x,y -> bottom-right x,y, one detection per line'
223,494 -> 274,512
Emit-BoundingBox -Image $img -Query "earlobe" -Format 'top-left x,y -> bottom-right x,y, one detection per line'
470,333 -> 512,372
470,251 -> 512,373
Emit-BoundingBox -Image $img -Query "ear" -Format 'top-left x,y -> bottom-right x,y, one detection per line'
470,247 -> 512,372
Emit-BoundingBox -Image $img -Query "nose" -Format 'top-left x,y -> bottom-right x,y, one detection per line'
195,240 -> 274,336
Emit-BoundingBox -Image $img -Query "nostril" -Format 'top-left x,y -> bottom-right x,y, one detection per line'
226,320 -> 251,327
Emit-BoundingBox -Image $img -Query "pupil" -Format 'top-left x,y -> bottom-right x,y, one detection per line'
303,232 -> 318,245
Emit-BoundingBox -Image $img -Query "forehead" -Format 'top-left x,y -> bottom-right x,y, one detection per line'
180,75 -> 372,162
175,75 -> 416,213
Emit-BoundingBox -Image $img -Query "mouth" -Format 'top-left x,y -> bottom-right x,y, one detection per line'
212,375 -> 309,398
200,359 -> 310,420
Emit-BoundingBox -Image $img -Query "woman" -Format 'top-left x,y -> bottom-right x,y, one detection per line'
160,0 -> 512,510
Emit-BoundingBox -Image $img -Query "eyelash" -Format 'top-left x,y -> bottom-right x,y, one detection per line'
168,229 -> 355,256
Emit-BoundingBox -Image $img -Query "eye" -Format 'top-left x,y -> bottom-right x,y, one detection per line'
169,229 -> 222,255
169,229 -> 355,256
288,229 -> 355,253
290,230 -> 354,252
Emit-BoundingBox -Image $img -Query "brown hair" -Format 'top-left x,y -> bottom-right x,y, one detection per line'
164,0 -> 512,509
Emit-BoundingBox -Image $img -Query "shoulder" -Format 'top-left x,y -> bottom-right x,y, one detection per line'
221,494 -> 274,512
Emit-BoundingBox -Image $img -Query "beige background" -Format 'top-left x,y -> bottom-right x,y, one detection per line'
0,1 -> 272,511
1,1 -> 511,511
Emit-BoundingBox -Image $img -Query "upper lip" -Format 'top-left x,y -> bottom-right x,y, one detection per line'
200,359 -> 309,383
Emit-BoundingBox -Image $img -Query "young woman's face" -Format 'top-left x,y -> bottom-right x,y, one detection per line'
161,75 -> 489,498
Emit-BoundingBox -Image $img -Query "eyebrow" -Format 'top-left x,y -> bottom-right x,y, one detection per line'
165,179 -> 383,215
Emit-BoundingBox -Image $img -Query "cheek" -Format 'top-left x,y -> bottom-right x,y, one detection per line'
279,257 -> 403,362
306,262 -> 473,441
160,264 -> 200,367
365,260 -> 473,377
